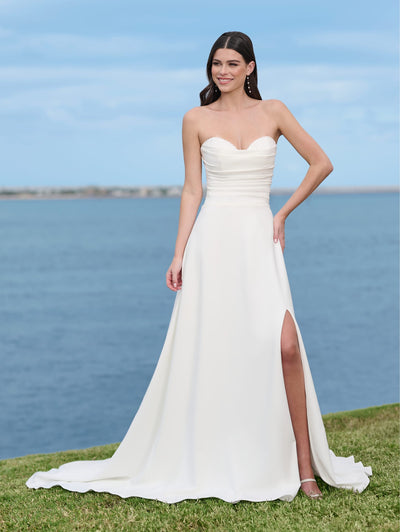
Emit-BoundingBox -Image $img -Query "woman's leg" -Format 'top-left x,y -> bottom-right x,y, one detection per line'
280,310 -> 322,497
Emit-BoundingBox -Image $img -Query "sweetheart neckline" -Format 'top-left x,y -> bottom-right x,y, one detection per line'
200,135 -> 277,151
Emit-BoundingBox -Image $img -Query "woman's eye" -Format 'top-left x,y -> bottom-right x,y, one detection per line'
212,62 -> 239,67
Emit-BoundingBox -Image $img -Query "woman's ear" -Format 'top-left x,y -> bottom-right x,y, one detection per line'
247,61 -> 255,76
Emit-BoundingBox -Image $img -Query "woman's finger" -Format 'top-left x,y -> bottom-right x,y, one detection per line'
166,268 -> 175,291
273,223 -> 279,243
166,259 -> 183,291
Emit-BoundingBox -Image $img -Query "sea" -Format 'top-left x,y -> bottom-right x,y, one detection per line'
0,193 -> 398,460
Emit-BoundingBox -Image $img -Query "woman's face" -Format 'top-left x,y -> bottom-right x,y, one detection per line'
211,48 -> 254,94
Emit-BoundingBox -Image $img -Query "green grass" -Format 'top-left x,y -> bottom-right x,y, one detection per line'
0,404 -> 398,532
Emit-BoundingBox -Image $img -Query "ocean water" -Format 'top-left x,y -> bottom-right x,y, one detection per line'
0,193 -> 398,460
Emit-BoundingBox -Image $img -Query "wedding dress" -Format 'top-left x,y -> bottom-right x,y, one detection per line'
26,135 -> 372,503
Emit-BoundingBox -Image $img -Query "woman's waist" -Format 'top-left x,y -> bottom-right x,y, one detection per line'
203,192 -> 271,207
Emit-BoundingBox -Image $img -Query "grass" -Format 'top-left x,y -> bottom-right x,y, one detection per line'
0,404 -> 398,532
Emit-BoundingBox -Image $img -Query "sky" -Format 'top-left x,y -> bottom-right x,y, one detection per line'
0,0 -> 398,188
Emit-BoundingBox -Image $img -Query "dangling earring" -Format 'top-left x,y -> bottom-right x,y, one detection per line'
246,75 -> 252,94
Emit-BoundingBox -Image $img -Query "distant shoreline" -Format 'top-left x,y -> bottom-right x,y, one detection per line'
0,185 -> 398,200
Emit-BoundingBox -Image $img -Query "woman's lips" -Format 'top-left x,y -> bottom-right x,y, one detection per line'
217,78 -> 233,84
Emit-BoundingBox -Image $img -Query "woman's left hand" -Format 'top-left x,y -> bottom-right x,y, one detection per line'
273,212 -> 287,252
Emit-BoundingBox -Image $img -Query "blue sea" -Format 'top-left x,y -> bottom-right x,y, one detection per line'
0,193 -> 398,460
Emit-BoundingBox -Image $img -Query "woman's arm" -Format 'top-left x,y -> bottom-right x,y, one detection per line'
270,99 -> 334,250
166,108 -> 204,291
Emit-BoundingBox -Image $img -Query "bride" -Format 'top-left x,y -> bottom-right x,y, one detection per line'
26,31 -> 371,503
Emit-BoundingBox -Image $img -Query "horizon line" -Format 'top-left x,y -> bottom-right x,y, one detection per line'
0,184 -> 398,200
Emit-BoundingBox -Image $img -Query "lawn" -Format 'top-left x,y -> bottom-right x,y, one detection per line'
0,404 -> 398,531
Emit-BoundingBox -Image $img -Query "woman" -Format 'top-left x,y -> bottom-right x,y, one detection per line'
26,31 -> 371,503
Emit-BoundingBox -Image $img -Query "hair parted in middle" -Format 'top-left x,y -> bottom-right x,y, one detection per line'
199,31 -> 262,106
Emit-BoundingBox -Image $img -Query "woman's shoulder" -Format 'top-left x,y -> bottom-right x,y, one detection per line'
259,99 -> 293,122
259,98 -> 288,111
182,105 -> 207,120
182,106 -> 209,131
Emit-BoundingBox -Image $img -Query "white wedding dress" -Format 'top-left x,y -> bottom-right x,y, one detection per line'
26,135 -> 371,503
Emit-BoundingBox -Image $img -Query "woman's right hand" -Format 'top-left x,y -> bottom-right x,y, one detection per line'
273,212 -> 287,252
166,256 -> 183,291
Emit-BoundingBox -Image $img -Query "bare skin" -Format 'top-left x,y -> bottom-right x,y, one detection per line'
166,47 -> 333,498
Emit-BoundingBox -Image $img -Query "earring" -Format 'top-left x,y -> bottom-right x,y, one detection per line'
246,75 -> 252,94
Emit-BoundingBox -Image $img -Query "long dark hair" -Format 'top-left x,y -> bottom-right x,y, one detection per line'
199,31 -> 262,106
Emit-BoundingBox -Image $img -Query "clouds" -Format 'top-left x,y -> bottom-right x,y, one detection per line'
0,29 -> 199,63
0,1 -> 397,187
293,30 -> 397,57
0,65 -> 203,129
260,63 -> 395,105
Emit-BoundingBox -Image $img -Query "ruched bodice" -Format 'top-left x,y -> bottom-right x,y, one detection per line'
201,136 -> 277,205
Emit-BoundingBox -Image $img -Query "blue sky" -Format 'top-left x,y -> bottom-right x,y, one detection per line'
0,0 -> 398,188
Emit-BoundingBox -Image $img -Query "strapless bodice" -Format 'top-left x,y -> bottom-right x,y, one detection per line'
200,136 -> 277,206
